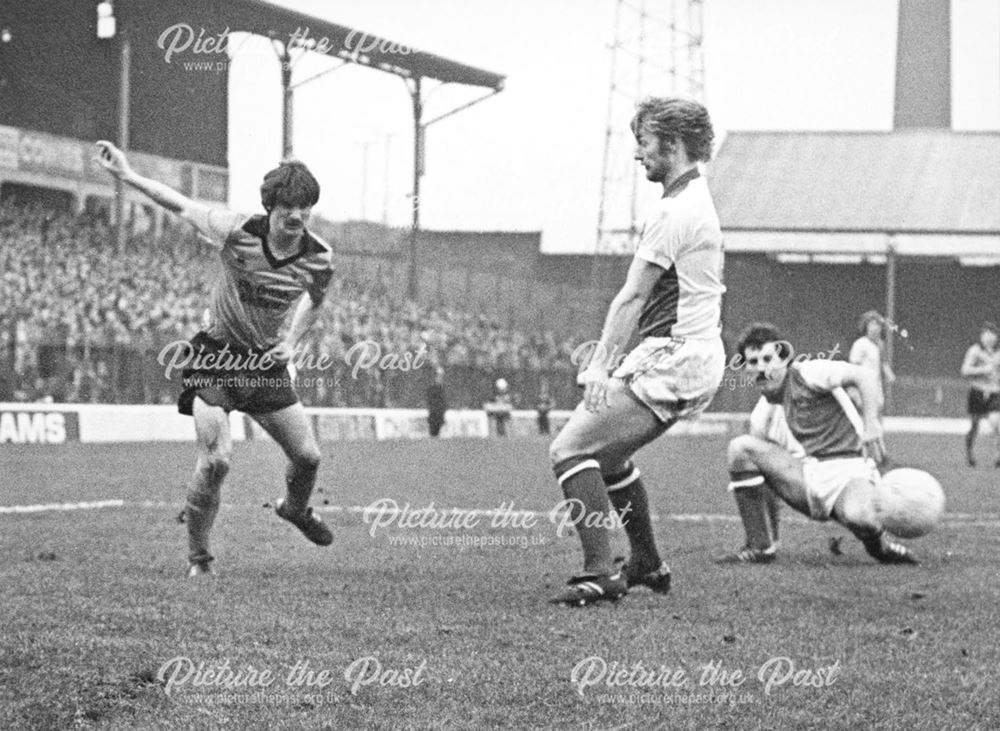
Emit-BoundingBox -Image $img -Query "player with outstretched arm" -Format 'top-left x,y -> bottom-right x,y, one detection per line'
722,323 -> 917,565
548,97 -> 725,606
95,140 -> 334,577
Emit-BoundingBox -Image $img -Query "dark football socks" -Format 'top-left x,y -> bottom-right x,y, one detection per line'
554,456 -> 615,576
283,457 -> 318,515
763,485 -> 781,544
605,462 -> 661,571
729,470 -> 775,550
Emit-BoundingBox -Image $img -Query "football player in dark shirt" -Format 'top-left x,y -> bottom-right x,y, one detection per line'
723,323 -> 916,565
96,140 -> 334,577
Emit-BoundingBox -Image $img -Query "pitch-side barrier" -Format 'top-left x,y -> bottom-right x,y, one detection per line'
0,403 -> 982,445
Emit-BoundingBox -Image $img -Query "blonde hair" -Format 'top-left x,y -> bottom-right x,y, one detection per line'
630,96 -> 714,162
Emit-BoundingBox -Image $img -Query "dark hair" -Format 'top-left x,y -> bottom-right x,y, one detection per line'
857,310 -> 884,336
630,96 -> 715,162
260,160 -> 320,212
735,322 -> 792,361
982,321 -> 999,336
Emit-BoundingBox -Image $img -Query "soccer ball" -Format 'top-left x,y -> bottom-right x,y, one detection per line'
874,468 -> 945,539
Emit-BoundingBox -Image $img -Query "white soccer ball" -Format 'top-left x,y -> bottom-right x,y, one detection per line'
874,468 -> 945,539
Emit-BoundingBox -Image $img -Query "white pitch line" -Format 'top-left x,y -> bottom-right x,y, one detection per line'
1,499 -> 999,527
0,499 -> 124,515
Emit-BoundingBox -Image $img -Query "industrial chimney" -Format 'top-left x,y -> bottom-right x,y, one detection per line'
894,0 -> 951,128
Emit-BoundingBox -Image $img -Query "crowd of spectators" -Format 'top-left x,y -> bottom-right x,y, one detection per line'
0,202 -> 583,407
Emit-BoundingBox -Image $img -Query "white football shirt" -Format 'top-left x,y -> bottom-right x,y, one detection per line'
633,169 -> 725,340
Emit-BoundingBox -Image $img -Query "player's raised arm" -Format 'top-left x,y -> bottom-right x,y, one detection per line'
94,140 -> 234,245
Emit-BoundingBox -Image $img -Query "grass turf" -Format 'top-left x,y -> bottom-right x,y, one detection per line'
2,433 -> 999,730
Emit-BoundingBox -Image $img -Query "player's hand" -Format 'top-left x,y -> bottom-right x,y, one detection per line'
578,366 -> 611,413
94,140 -> 132,178
264,341 -> 295,366
861,423 -> 887,466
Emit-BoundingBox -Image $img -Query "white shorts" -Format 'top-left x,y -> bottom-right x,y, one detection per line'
613,335 -> 725,423
801,456 -> 880,520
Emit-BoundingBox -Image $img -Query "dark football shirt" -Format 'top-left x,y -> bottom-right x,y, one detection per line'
201,212 -> 333,352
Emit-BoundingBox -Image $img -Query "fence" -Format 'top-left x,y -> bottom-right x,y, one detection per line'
1,336 -> 979,419
1,338 -> 582,412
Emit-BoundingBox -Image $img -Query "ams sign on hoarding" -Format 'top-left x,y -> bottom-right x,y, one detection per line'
0,411 -> 79,444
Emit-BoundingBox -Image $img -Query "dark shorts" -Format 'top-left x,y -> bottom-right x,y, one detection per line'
968,388 -> 1000,416
177,332 -> 299,416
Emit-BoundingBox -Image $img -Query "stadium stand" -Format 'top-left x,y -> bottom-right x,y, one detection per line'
3,191 -> 997,418
0,202 -> 583,410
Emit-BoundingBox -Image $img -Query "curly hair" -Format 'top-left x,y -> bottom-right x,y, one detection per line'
857,310 -> 885,337
260,160 -> 320,212
735,322 -> 792,362
630,96 -> 715,162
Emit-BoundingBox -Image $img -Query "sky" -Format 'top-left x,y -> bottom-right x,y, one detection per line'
220,0 -> 1000,253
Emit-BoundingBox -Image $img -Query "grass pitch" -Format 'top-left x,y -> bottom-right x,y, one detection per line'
2,433 -> 999,730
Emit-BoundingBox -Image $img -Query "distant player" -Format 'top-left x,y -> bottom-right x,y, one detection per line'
536,379 -> 555,436
848,310 -> 895,414
961,322 -> 1000,467
548,96 -> 725,605
95,140 -> 334,577
426,366 -> 447,437
490,378 -> 513,437
723,323 -> 917,565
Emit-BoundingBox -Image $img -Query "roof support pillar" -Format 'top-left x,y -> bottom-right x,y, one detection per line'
884,235 -> 898,412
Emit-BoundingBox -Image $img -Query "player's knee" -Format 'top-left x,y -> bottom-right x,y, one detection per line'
548,435 -> 567,468
601,460 -> 630,481
291,446 -> 321,472
201,450 -> 231,482
727,434 -> 759,468
549,436 -> 581,472
835,479 -> 879,530
187,488 -> 220,511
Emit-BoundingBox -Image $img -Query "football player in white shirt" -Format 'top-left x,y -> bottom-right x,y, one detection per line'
548,97 -> 725,605
848,310 -> 895,414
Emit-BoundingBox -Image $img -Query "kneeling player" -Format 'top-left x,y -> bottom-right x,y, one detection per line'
723,323 -> 917,565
